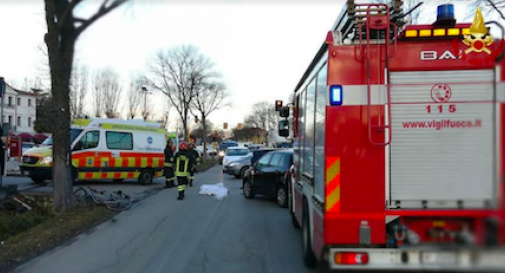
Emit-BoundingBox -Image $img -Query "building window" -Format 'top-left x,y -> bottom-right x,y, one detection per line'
8,97 -> 12,106
28,117 -> 32,127
8,116 -> 12,128
17,116 -> 21,126
17,97 -> 21,106
28,99 -> 32,107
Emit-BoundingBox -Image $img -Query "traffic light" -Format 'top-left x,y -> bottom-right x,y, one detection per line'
223,122 -> 228,129
275,100 -> 283,111
194,115 -> 198,123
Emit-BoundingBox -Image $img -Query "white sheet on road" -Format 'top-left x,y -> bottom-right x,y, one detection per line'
199,183 -> 228,200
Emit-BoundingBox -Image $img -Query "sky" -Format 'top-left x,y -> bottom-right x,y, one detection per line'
0,0 -> 500,132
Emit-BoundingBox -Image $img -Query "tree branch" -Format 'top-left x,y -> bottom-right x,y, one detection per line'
75,0 -> 128,37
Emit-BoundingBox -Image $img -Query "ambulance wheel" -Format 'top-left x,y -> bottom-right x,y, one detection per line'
30,176 -> 46,184
71,168 -> 78,185
139,170 -> 154,185
302,201 -> 317,268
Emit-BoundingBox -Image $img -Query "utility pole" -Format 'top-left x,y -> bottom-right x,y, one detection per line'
140,86 -> 150,121
0,78 -> 5,188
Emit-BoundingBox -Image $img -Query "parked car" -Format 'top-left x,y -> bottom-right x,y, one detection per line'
225,148 -> 276,179
222,147 -> 249,174
242,149 -> 294,208
218,141 -> 238,164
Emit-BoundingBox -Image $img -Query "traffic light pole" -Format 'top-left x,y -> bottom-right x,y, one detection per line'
0,78 -> 5,188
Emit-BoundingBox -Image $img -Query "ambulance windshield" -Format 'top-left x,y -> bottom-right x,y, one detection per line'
41,129 -> 83,146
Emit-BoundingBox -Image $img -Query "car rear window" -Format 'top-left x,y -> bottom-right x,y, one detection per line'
226,148 -> 248,156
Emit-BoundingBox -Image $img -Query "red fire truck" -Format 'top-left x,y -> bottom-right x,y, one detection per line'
278,0 -> 505,270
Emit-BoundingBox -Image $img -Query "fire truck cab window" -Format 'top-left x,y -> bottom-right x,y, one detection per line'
303,79 -> 316,179
298,90 -> 306,174
314,63 -> 327,198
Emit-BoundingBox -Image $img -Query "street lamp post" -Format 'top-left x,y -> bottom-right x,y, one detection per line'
140,86 -> 150,121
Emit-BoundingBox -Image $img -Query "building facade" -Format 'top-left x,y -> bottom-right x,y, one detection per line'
3,84 -> 37,133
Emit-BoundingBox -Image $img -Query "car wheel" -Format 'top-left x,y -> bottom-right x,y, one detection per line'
30,176 -> 46,184
234,174 -> 241,179
243,179 -> 255,199
139,170 -> 154,185
302,200 -> 317,268
276,185 -> 288,208
240,167 -> 248,178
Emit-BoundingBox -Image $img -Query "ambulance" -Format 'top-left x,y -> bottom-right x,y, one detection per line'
20,118 -> 166,184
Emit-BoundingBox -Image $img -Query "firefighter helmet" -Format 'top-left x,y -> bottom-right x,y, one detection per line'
179,142 -> 187,150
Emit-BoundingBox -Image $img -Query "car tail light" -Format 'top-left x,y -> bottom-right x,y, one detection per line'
334,252 -> 369,265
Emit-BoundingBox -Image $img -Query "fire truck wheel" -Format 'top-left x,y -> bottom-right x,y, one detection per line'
276,185 -> 288,208
243,179 -> 255,199
139,170 -> 154,185
302,201 -> 317,268
292,213 -> 300,229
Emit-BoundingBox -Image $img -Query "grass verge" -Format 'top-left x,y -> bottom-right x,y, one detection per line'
196,159 -> 218,172
0,205 -> 116,270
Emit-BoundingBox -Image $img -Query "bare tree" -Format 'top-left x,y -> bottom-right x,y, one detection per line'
141,95 -> 154,121
466,0 -> 505,20
125,76 -> 144,119
69,64 -> 89,118
191,82 -> 230,159
92,68 -> 122,118
44,0 -> 128,212
244,101 -> 277,144
21,77 -> 43,91
373,0 -> 429,24
149,45 -> 212,142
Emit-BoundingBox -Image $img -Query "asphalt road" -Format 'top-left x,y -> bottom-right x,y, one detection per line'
13,165 -> 329,273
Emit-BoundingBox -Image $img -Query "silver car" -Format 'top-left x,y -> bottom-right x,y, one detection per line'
225,153 -> 253,178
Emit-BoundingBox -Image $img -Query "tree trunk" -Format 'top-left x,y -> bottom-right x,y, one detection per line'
183,108 -> 189,142
45,1 -> 76,213
202,117 -> 207,161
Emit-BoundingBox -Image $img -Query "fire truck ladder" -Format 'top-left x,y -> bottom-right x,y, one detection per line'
331,1 -> 403,145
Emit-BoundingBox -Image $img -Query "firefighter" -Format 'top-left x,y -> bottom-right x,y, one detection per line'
174,142 -> 193,200
164,139 -> 175,188
187,143 -> 200,187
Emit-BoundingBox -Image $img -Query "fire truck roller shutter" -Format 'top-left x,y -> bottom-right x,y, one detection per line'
389,70 -> 495,209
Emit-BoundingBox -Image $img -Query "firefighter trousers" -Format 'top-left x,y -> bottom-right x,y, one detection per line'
177,176 -> 188,197
164,166 -> 175,188
189,168 -> 196,187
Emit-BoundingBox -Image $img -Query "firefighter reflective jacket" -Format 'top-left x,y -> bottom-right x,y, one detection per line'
188,149 -> 200,168
164,145 -> 174,168
174,150 -> 194,177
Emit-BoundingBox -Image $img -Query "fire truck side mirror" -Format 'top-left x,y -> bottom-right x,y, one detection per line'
279,106 -> 289,118
278,120 -> 289,137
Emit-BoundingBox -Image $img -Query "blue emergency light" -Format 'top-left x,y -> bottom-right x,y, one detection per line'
434,4 -> 456,27
329,85 -> 343,105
